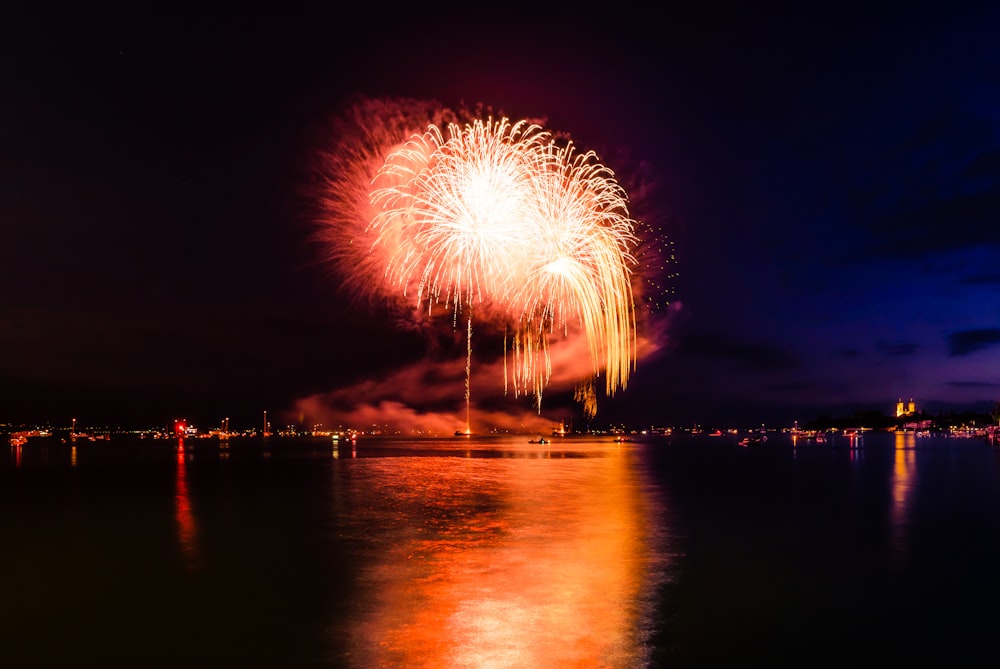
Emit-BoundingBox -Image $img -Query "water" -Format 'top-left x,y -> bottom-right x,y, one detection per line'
2,431 -> 999,667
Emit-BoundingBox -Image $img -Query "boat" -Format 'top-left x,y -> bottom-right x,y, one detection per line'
739,433 -> 767,447
528,436 -> 549,444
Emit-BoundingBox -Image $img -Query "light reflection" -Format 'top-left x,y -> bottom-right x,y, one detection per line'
341,443 -> 666,667
848,431 -> 863,451
71,445 -> 77,468
175,439 -> 201,570
890,432 -> 917,563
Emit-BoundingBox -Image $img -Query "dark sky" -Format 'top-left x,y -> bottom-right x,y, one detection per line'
3,2 -> 999,431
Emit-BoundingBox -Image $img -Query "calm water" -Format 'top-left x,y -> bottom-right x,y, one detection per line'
3,431 -> 1000,667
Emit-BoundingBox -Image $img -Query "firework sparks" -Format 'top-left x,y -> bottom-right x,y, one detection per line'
316,98 -> 642,419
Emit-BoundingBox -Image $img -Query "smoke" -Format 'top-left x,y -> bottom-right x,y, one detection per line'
298,95 -> 676,431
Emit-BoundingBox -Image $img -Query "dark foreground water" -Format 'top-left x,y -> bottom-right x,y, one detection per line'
3,431 -> 999,667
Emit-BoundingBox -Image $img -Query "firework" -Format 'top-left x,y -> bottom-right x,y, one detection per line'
316,98 -> 640,418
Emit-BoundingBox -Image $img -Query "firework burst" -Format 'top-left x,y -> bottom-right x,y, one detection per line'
316,98 -> 641,418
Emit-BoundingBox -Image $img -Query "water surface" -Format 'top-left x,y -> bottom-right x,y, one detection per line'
3,431 -> 999,666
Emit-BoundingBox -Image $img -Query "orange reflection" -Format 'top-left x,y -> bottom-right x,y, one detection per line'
890,432 -> 917,561
344,445 -> 665,667
175,440 -> 201,570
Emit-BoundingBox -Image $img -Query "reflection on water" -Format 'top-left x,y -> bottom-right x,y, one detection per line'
335,441 -> 668,668
10,431 -> 1000,665
890,432 -> 917,562
847,431 -> 864,460
175,439 -> 201,570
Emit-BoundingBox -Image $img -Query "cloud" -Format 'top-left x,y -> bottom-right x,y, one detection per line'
875,340 -> 919,357
946,381 -> 1000,388
947,328 -> 1000,356
678,332 -> 797,371
288,313 -> 671,433
877,192 -> 1000,257
961,272 -> 1000,286
846,108 -> 1000,260
765,382 -> 819,393
961,146 -> 1000,185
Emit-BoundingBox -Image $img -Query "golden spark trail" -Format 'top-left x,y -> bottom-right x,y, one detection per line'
317,100 -> 641,420
465,316 -> 472,434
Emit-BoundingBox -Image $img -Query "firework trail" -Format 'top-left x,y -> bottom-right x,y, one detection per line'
315,97 -> 643,419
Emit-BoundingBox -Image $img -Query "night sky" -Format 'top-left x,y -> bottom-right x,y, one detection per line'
3,2 -> 999,431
